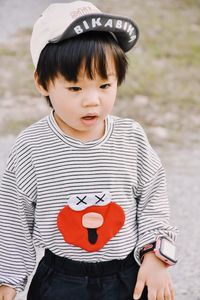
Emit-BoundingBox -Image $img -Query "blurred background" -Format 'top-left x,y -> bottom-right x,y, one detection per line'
0,0 -> 200,299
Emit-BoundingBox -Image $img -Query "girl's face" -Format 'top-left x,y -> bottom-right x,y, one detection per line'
35,54 -> 118,142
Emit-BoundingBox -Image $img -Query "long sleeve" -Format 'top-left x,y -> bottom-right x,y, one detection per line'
133,124 -> 178,264
0,141 -> 37,292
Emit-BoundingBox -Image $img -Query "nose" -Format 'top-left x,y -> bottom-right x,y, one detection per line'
82,90 -> 100,107
82,212 -> 103,245
82,212 -> 104,229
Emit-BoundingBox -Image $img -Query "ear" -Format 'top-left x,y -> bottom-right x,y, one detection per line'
34,71 -> 49,96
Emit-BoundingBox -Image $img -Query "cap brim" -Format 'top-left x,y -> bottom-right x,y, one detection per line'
49,13 -> 139,52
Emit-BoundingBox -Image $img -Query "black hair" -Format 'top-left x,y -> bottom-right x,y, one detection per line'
36,31 -> 128,107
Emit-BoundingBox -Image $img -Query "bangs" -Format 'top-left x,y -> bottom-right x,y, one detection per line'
56,33 -> 110,82
37,31 -> 128,91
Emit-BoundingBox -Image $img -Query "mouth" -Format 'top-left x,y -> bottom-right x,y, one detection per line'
87,228 -> 98,244
82,212 -> 103,245
82,115 -> 97,120
81,114 -> 99,125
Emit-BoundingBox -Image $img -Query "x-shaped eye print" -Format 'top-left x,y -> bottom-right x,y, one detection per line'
95,194 -> 106,204
68,191 -> 111,211
76,196 -> 87,206
75,194 -> 106,206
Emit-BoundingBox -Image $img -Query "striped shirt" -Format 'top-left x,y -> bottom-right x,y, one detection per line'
0,112 -> 177,291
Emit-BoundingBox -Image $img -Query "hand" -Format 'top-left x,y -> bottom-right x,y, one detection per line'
133,252 -> 174,300
0,285 -> 16,300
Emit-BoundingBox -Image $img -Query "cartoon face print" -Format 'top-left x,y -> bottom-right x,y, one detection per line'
57,191 -> 125,252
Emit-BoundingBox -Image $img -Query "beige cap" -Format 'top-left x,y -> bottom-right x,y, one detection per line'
30,1 -> 139,68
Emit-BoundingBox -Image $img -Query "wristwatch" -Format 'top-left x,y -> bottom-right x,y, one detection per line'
140,237 -> 177,266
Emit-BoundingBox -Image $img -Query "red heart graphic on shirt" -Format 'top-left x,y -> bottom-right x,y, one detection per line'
57,202 -> 125,252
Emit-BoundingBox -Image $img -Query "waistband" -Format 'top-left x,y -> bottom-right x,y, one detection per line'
43,249 -> 136,277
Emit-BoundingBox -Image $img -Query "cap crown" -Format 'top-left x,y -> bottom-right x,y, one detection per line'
30,1 -> 139,68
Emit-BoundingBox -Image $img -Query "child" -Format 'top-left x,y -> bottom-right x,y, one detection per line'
0,1 -> 178,300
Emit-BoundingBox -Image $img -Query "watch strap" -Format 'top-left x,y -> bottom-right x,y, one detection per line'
140,241 -> 156,261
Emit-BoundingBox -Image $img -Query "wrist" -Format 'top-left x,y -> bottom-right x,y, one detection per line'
140,237 -> 177,266
142,251 -> 169,267
140,241 -> 156,262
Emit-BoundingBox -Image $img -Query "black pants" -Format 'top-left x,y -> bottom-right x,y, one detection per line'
27,249 -> 147,300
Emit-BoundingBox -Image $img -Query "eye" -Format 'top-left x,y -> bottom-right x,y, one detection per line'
67,86 -> 82,92
95,194 -> 106,204
100,83 -> 111,89
76,196 -> 87,206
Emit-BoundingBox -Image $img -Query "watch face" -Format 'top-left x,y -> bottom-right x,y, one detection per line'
160,238 -> 176,261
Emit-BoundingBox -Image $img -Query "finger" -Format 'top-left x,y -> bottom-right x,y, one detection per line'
164,287 -> 171,300
169,285 -> 174,300
133,279 -> 145,299
157,289 -> 164,300
147,288 -> 157,300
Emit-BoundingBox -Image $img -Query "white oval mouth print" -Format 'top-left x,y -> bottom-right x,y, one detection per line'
67,191 -> 111,211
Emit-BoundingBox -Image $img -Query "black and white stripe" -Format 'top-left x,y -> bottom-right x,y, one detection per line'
0,112 -> 178,291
